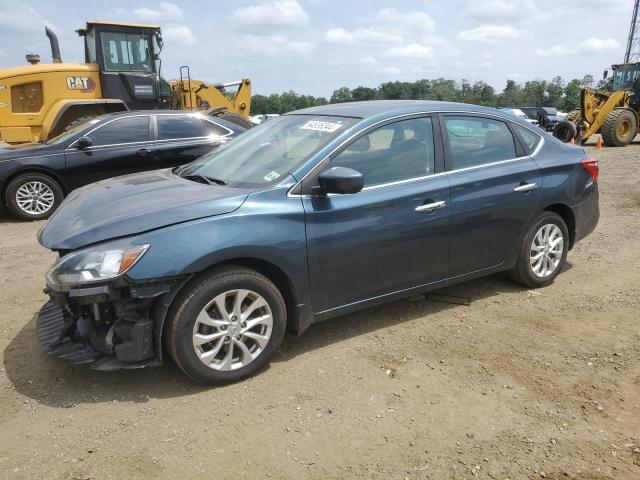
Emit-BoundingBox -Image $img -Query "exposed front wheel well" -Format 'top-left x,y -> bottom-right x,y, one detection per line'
166,258 -> 301,335
543,204 -> 576,249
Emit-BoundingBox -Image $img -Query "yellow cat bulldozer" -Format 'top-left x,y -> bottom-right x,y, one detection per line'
0,21 -> 252,144
553,62 -> 640,147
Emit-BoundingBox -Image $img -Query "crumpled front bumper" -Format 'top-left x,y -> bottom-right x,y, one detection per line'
37,277 -> 188,370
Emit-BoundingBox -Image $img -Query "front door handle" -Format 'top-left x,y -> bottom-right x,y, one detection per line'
415,200 -> 446,213
514,182 -> 537,193
137,148 -> 151,156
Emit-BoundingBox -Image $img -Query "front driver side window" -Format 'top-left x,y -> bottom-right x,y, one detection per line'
331,117 -> 435,187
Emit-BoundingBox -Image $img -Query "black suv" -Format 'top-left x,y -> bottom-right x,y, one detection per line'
0,111 -> 245,220
520,107 -> 561,131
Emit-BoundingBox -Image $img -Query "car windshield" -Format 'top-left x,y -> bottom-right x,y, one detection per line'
46,118 -> 100,145
179,115 -> 358,187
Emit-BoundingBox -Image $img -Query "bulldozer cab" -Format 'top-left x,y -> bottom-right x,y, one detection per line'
611,63 -> 640,93
77,21 -> 165,109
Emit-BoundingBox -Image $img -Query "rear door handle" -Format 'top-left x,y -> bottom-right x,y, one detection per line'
415,200 -> 446,213
137,148 -> 151,156
514,182 -> 537,193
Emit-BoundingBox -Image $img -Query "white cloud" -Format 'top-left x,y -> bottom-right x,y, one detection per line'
536,37 -> 620,57
0,4 -> 53,32
132,1 -> 184,22
361,56 -> 377,66
383,43 -> 434,59
244,34 -> 314,54
383,66 -> 401,75
458,25 -> 524,43
377,7 -> 436,32
231,0 -> 309,28
581,37 -> 620,52
468,0 -> 540,20
288,41 -> 314,53
535,45 -> 576,57
324,27 -> 402,45
163,25 -> 196,45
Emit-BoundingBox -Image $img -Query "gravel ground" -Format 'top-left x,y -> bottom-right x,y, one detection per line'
0,143 -> 639,480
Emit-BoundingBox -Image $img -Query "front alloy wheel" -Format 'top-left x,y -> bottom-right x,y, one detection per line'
166,266 -> 286,384
192,289 -> 273,371
5,173 -> 64,221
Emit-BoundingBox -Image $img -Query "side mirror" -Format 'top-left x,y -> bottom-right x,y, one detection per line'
317,166 -> 364,195
77,136 -> 92,149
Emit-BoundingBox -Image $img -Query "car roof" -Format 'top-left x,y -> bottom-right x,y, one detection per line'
287,100 -> 508,119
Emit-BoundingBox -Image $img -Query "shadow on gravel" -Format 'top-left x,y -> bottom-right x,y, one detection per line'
4,273 -> 524,407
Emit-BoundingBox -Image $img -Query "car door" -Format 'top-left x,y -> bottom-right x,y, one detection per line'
441,114 -> 542,277
154,114 -> 231,169
301,115 -> 451,314
64,115 -> 153,190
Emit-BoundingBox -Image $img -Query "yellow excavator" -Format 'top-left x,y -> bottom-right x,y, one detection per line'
553,62 -> 640,147
0,21 -> 252,144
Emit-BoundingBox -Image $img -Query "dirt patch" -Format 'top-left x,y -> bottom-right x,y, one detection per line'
1,145 -> 639,479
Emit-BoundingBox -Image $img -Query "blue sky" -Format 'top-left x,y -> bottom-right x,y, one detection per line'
0,0 -> 634,97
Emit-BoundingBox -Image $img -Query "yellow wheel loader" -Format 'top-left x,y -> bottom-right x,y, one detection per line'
553,62 -> 640,147
0,21 -> 252,144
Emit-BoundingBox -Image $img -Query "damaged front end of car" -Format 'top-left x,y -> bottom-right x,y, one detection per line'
37,242 -> 188,370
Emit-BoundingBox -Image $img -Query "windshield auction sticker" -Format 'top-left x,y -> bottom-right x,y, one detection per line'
300,120 -> 344,133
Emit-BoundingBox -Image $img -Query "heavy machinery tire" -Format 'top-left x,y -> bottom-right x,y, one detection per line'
5,172 -> 64,221
217,112 -> 254,129
553,121 -> 577,143
600,109 -> 637,147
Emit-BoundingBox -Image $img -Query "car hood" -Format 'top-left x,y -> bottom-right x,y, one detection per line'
39,169 -> 251,250
0,142 -> 59,160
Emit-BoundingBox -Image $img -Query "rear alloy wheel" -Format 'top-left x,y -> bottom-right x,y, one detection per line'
600,109 -> 637,147
509,212 -> 569,288
166,266 -> 286,384
5,173 -> 64,220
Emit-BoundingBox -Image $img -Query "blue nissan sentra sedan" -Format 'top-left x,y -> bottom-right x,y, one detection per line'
37,101 -> 599,384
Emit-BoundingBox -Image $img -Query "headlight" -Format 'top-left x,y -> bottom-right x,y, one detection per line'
47,244 -> 149,286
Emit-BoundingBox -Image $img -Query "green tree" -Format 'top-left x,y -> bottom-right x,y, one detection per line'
546,76 -> 564,108
562,79 -> 582,112
330,87 -> 353,103
351,86 -> 377,101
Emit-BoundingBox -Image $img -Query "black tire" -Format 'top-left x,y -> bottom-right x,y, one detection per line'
165,266 -> 286,384
5,173 -> 64,221
509,212 -> 569,288
553,120 -> 577,143
217,112 -> 254,129
600,109 -> 637,147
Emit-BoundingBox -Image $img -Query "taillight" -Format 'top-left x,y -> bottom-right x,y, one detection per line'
581,158 -> 599,181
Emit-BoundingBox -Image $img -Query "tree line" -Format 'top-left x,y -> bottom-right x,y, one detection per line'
250,75 -> 610,115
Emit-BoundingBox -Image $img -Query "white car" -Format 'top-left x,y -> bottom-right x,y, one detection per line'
499,108 -> 539,126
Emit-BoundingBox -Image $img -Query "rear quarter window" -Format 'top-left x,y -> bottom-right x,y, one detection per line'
513,124 -> 541,154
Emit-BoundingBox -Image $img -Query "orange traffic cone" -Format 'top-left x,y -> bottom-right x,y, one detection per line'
596,135 -> 603,150
570,138 -> 575,144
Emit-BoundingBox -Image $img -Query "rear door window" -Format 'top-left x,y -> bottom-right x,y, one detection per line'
443,116 -> 516,170
89,116 -> 150,146
157,115 -> 203,140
